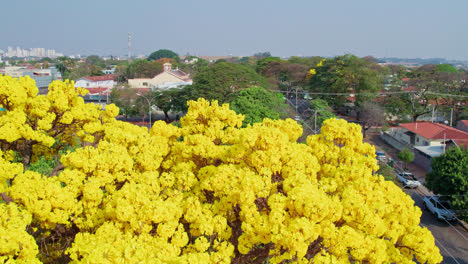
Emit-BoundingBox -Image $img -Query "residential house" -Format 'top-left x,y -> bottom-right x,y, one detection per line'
128,63 -> 192,90
75,74 -> 117,102
382,122 -> 468,170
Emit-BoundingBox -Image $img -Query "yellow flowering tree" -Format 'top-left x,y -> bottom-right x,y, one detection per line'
0,76 -> 442,264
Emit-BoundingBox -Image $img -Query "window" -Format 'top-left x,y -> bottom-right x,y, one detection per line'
143,82 -> 148,86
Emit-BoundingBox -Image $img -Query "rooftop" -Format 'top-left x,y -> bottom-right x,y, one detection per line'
400,122 -> 468,140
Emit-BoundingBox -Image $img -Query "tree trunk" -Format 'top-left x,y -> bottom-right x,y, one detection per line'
164,111 -> 170,123
21,141 -> 34,169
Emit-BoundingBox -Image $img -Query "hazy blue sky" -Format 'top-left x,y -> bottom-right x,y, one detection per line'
3,0 -> 467,59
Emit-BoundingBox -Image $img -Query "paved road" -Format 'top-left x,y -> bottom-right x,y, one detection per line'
406,186 -> 468,264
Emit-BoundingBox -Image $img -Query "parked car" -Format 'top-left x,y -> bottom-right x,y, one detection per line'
423,196 -> 456,221
397,172 -> 421,188
375,150 -> 387,162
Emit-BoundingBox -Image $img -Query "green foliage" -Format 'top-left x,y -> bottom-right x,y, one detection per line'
86,55 -> 106,68
189,62 -> 268,103
256,57 -> 282,73
377,164 -> 398,184
55,57 -> 77,80
151,87 -> 190,122
307,54 -> 384,107
426,147 -> 468,221
109,88 -> 139,118
397,148 -> 415,169
253,51 -> 272,58
68,62 -> 104,80
436,64 -> 458,73
114,59 -> 163,82
148,49 -> 179,62
230,86 -> 288,126
26,156 -> 55,176
309,99 -> 336,128
287,56 -> 323,68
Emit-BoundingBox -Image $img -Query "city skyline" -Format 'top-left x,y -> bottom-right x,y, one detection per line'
2,0 -> 467,60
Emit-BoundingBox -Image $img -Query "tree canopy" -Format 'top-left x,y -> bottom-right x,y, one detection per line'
307,54 -> 384,107
229,86 -> 287,126
148,49 -> 179,62
0,75 -> 443,264
189,62 -> 268,104
426,147 -> 468,221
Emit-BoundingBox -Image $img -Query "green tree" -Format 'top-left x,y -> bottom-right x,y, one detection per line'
55,56 -> 77,80
382,64 -> 461,122
307,54 -> 384,107
306,99 -> 336,132
109,87 -> 139,119
436,64 -> 458,73
148,49 -> 179,62
128,59 -> 163,78
68,62 -> 104,80
229,86 -> 288,126
397,148 -> 415,170
426,147 -> 468,221
189,62 -> 268,103
86,55 -> 106,68
151,87 -> 189,123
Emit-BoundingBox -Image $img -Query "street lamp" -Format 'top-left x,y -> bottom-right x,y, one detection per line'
137,93 -> 154,129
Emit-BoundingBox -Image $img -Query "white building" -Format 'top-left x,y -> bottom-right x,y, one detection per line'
75,74 -> 117,96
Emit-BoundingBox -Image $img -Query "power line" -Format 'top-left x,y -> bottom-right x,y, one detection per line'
420,223 -> 462,264
275,89 -> 468,98
393,165 -> 468,241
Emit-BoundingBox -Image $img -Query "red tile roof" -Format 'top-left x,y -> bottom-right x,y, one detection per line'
400,122 -> 468,140
83,74 -> 117,82
453,139 -> 468,148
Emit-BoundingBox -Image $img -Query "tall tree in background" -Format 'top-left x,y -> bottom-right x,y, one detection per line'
426,147 -> 468,221
189,62 -> 268,103
307,54 -> 383,107
358,101 -> 386,138
55,56 -> 76,80
148,49 -> 179,62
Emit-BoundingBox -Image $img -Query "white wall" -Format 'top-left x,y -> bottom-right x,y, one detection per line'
75,79 -> 114,88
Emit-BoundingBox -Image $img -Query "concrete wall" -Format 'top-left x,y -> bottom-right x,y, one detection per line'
413,148 -> 432,172
75,79 -> 114,88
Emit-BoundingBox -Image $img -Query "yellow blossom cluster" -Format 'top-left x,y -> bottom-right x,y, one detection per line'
0,76 -> 443,263
0,203 -> 41,264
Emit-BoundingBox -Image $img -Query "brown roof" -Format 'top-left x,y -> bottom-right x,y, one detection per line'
400,122 -> 468,140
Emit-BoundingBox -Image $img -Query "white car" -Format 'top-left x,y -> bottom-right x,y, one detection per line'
423,196 -> 456,221
397,172 -> 421,189
375,151 -> 387,162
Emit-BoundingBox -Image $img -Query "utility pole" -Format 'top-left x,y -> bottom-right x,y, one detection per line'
128,33 -> 131,63
295,87 -> 298,116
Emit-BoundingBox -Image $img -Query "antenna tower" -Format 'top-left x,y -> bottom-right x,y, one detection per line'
128,33 -> 131,63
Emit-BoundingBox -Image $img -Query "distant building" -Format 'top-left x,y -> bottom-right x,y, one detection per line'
2,66 -> 61,90
128,63 -> 192,90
